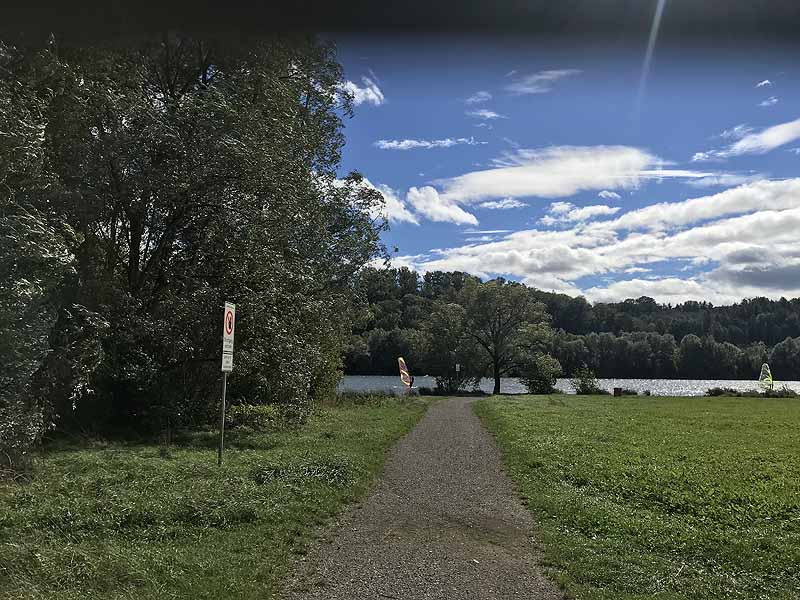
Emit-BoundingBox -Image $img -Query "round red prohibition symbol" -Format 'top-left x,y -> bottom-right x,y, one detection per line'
225,310 -> 234,335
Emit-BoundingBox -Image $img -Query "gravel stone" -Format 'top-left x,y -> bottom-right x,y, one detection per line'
281,397 -> 564,599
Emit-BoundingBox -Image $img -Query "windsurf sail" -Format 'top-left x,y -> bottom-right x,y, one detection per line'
758,363 -> 773,391
398,356 -> 413,387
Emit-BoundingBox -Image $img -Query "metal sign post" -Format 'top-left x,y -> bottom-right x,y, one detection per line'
219,302 -> 235,466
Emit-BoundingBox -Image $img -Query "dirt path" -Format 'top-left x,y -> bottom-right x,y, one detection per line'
281,397 -> 563,599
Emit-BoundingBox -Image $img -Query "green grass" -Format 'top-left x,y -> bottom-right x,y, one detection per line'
0,398 -> 428,599
474,395 -> 800,600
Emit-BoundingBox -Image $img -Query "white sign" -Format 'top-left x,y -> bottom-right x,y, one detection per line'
221,302 -> 235,372
455,363 -> 461,373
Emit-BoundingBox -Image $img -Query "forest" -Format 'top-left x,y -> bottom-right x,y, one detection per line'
345,267 -> 800,382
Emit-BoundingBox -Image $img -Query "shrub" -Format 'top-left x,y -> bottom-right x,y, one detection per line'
335,391 -> 397,405
570,368 -> 609,395
706,386 -> 798,398
417,387 -> 487,397
226,403 -> 281,431
618,388 -> 640,396
519,353 -> 563,394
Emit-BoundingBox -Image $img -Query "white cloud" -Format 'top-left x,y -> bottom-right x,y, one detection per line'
598,190 -> 621,200
398,178 -> 800,304
464,91 -> 492,104
505,69 -> 581,94
341,76 -> 385,106
584,278 -> 715,304
728,117 -> 800,154
607,179 -> 800,231
406,186 -> 478,226
789,148 -> 800,155
437,146 -> 712,204
540,202 -> 620,225
464,235 -> 495,242
478,198 -> 526,210
465,109 -> 507,120
462,229 -> 511,234
756,79 -> 773,87
684,173 -> 765,188
358,178 -> 418,224
759,96 -> 779,107
694,117 -> 800,160
374,137 -> 486,150
719,124 -> 754,140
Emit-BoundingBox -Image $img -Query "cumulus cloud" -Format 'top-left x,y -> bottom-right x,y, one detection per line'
436,146 -> 712,204
598,190 -> 621,200
694,117 -> 800,160
756,79 -> 773,87
406,186 -> 478,225
505,69 -> 581,94
607,179 -> 800,231
759,96 -> 779,107
358,178 -> 418,224
464,90 -> 492,104
395,178 -> 800,304
341,77 -> 385,106
478,198 -> 526,210
465,109 -> 507,120
374,137 -> 485,150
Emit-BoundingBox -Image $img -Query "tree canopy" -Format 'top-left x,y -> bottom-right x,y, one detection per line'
1,34 -> 386,469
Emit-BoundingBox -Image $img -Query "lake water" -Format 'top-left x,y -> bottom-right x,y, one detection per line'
339,375 -> 800,397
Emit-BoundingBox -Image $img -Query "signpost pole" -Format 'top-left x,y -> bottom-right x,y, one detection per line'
218,371 -> 227,466
219,301 -> 236,466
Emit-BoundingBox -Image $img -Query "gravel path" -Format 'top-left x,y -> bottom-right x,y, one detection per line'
281,397 -> 564,599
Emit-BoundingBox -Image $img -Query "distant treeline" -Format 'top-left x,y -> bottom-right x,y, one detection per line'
345,268 -> 800,381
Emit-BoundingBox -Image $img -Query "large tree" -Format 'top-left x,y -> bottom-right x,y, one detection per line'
1,33 -> 386,448
460,278 -> 549,394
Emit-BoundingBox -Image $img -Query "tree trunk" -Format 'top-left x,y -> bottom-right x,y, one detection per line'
493,361 -> 501,395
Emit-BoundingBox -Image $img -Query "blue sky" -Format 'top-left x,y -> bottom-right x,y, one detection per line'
332,35 -> 800,305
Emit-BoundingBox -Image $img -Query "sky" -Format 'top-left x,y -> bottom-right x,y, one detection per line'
331,33 -> 800,305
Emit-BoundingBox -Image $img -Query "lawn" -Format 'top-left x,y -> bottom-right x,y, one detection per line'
0,398 -> 427,599
474,395 -> 800,600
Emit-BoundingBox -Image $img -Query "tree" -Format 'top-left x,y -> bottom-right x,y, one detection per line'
422,302 -> 481,393
2,34 -> 386,439
460,279 -> 548,394
518,353 -> 562,394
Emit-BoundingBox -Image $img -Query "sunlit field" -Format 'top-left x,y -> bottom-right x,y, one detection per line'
0,399 -> 427,599
475,395 -> 800,600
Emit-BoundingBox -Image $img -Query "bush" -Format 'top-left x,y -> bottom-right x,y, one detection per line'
706,386 -> 798,398
570,368 -> 609,395
519,353 -> 563,394
334,391 -> 399,405
226,404 -> 281,431
618,388 -> 640,396
417,387 -> 487,397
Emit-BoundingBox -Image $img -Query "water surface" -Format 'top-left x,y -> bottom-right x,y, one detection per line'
339,375 -> 800,397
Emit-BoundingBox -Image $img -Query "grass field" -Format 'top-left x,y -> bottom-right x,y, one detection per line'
475,395 -> 800,600
0,398 -> 427,599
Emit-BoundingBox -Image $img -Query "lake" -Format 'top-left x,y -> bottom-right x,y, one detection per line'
338,375 -> 800,396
